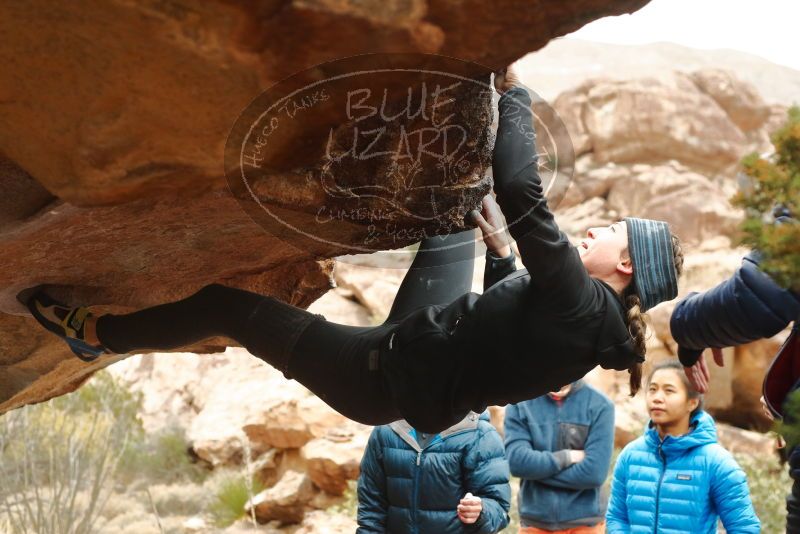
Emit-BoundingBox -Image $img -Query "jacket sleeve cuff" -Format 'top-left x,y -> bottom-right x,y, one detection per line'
552,449 -> 573,470
678,346 -> 704,367
486,249 -> 516,264
499,85 -> 530,102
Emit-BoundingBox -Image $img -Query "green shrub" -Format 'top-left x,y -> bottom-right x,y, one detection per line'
119,426 -> 208,485
328,479 -> 358,517
144,483 -> 209,519
733,105 -> 800,291
0,371 -> 142,534
735,451 -> 790,533
206,472 -> 265,527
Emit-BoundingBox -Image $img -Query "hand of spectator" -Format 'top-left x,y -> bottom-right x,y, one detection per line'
568,449 -> 585,464
683,348 -> 725,394
457,492 -> 482,524
471,195 -> 512,259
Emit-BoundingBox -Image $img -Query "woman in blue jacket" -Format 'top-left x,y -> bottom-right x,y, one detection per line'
606,360 -> 760,533
357,411 -> 511,534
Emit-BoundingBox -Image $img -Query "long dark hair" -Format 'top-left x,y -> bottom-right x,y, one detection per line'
624,233 -> 684,396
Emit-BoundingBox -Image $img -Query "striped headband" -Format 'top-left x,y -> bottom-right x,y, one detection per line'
624,217 -> 679,312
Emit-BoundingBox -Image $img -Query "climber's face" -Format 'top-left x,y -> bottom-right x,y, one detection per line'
578,221 -> 633,282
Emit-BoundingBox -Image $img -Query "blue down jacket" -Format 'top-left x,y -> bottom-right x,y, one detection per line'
606,411 -> 760,533
670,240 -> 800,367
357,412 -> 511,534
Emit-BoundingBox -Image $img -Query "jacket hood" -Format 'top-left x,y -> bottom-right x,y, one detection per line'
644,410 -> 717,458
389,411 -> 486,451
595,280 -> 642,371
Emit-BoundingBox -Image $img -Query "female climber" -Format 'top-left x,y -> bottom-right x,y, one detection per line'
21,64 -> 684,433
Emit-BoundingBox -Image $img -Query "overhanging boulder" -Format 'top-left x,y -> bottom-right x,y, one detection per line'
0,0 -> 651,413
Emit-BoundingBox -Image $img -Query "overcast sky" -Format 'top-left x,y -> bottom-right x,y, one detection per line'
568,0 -> 800,71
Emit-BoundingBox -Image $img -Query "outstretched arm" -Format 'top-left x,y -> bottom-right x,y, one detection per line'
492,66 -> 593,312
672,210 -> 799,391
671,254 -> 800,391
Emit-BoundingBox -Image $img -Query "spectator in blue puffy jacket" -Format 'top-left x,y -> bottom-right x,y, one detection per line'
606,360 -> 760,533
356,411 -> 511,534
504,380 -> 614,533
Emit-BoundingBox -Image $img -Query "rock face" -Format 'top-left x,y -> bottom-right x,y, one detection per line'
0,0 -> 652,413
551,69 -> 793,249
247,470 -> 316,525
688,69 -> 771,132
554,72 -> 750,172
302,425 -> 371,495
294,510 -> 358,534
605,162 -> 742,244
243,396 -> 350,450
333,262 -> 406,322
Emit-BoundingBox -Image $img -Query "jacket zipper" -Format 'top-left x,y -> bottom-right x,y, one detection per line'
653,444 -> 667,534
554,399 -> 562,523
447,314 -> 463,335
412,449 -> 422,534
407,427 -> 473,534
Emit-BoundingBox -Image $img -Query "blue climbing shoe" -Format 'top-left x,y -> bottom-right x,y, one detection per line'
22,289 -> 108,363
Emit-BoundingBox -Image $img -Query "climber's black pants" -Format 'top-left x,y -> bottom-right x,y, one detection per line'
96,230 -> 476,425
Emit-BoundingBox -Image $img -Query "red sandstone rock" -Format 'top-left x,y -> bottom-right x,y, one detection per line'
0,0 -> 651,413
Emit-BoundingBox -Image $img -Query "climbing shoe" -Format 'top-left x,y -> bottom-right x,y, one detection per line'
23,289 -> 108,363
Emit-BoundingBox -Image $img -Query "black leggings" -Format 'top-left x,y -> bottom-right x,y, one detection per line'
96,230 -> 476,425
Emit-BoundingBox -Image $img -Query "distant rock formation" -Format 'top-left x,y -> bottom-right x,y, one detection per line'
549,68 -> 789,429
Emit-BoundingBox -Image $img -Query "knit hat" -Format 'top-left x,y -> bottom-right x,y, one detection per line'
624,217 -> 679,312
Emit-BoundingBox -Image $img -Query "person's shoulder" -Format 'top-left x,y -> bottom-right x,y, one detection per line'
580,383 -> 613,405
575,384 -> 614,421
620,436 -> 649,456
507,397 -> 544,415
476,418 -> 502,439
370,423 -> 408,446
697,442 -> 741,470
368,424 -> 390,443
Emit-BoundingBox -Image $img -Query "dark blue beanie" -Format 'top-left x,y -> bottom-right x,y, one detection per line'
624,217 -> 679,312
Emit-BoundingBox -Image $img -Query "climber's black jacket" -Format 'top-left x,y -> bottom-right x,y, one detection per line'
381,87 -> 640,434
